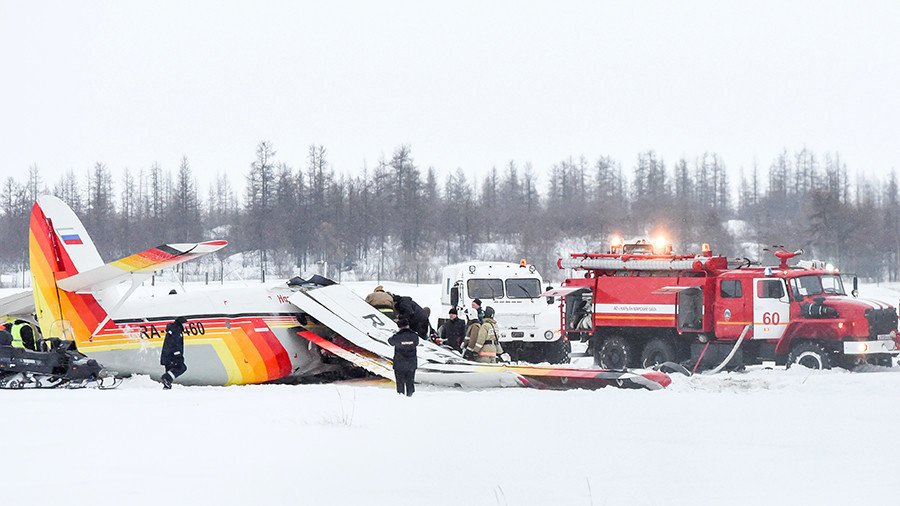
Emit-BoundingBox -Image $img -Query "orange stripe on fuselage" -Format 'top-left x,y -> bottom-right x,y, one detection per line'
224,323 -> 267,383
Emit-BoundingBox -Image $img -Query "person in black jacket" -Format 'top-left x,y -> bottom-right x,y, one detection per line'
438,307 -> 467,351
160,316 -> 188,389
393,294 -> 429,339
387,318 -> 419,396
470,298 -> 485,324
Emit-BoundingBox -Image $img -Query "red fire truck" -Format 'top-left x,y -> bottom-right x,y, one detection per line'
550,240 -> 900,371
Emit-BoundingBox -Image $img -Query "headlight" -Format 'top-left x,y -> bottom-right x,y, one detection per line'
846,342 -> 869,353
543,330 -> 554,340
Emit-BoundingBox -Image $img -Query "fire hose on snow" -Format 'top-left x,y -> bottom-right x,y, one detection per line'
659,324 -> 752,377
690,324 -> 752,375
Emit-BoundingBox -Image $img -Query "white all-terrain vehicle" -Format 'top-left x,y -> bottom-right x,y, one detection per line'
436,261 -> 569,363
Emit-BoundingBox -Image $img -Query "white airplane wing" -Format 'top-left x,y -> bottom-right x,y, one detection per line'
289,284 -> 672,390
288,284 -> 465,366
0,290 -> 35,318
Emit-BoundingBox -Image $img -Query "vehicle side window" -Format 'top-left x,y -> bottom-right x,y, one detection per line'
757,279 -> 784,299
720,280 -> 742,298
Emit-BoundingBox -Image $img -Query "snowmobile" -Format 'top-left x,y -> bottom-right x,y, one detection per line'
0,338 -> 121,390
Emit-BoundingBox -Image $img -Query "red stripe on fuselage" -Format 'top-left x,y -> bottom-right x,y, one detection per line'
241,319 -> 291,380
258,324 -> 293,377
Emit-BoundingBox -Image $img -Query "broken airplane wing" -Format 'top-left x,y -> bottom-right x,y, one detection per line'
289,284 -> 671,391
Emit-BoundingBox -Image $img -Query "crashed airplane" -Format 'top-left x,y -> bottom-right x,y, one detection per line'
0,195 -> 671,390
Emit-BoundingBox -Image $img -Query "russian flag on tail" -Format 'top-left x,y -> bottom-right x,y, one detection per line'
60,234 -> 83,245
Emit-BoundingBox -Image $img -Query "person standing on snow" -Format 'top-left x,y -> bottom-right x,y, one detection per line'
160,316 -> 188,389
438,307 -> 466,351
388,318 -> 419,396
463,317 -> 481,360
470,298 -> 485,324
466,306 -> 504,363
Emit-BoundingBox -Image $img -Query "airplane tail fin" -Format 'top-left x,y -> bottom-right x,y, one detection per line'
29,195 -> 229,344
29,195 -> 108,342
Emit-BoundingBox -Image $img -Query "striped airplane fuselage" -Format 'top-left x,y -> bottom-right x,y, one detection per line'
76,285 -> 331,386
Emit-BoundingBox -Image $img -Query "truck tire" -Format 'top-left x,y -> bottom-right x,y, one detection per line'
545,339 -> 571,364
864,354 -> 894,368
640,338 -> 677,369
786,341 -> 833,370
599,336 -> 637,370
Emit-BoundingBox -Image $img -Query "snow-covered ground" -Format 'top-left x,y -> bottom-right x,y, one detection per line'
5,365 -> 900,505
3,281 -> 900,505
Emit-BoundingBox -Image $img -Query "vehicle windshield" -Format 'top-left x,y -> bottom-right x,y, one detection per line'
790,274 -> 844,299
467,279 -> 504,300
821,274 -> 845,295
505,278 -> 542,299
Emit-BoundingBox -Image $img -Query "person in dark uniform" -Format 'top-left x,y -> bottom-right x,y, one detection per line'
470,298 -> 485,324
160,316 -> 188,389
438,307 -> 466,351
387,318 -> 419,397
393,294 -> 429,339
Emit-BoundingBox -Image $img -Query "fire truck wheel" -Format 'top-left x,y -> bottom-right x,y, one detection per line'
545,339 -> 571,364
599,336 -> 637,370
786,341 -> 833,370
876,355 -> 895,367
640,338 -> 677,369
866,354 -> 894,368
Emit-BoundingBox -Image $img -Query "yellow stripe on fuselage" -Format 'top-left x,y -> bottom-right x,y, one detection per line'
81,329 -> 252,386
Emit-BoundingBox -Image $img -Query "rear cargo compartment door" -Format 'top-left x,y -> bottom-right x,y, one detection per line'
676,287 -> 704,332
753,278 -> 790,339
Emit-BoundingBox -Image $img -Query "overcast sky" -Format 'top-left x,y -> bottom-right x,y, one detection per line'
2,0 -> 899,188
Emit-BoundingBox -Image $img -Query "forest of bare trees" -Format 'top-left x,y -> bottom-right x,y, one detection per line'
0,143 -> 897,284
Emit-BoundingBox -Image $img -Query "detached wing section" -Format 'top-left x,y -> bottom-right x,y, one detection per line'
56,240 -> 228,293
288,285 -> 466,366
289,284 -> 671,391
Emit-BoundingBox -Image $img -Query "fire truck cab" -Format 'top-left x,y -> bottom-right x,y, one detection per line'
553,242 -> 900,371
438,261 -> 568,363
